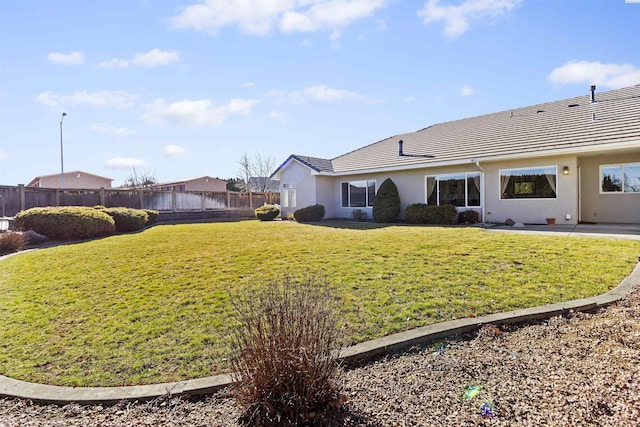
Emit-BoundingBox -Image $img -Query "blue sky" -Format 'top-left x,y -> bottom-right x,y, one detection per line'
1,0 -> 639,187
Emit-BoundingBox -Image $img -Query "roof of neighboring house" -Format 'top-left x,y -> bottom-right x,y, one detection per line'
274,85 -> 640,177
27,171 -> 114,187
154,176 -> 227,186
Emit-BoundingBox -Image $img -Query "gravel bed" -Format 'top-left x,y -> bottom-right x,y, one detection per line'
1,287 -> 639,426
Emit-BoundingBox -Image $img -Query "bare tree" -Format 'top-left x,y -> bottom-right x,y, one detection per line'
122,168 -> 158,189
237,152 -> 277,192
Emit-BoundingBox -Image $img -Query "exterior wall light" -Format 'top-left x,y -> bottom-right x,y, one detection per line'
563,165 -> 570,175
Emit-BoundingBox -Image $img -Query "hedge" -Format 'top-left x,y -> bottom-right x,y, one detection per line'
404,204 -> 457,225
293,204 -> 325,222
101,208 -> 149,232
14,206 -> 116,240
255,205 -> 280,221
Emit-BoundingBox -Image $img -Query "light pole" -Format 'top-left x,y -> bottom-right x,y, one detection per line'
60,112 -> 67,188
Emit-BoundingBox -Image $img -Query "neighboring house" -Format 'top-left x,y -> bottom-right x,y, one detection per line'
247,177 -> 280,193
152,176 -> 227,192
27,171 -> 113,189
272,85 -> 640,224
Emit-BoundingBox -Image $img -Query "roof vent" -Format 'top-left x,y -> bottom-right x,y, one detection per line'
536,109 -> 544,113
590,85 -> 597,103
398,140 -> 404,156
568,103 -> 579,107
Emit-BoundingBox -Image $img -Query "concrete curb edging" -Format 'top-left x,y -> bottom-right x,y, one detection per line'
1,263 -> 639,405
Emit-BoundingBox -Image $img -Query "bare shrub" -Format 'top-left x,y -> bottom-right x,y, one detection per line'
229,275 -> 344,426
0,232 -> 24,256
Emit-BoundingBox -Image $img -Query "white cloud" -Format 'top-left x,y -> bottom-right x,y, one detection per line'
243,82 -> 256,87
547,60 -> 640,89
96,58 -> 130,69
106,157 -> 145,169
89,123 -> 136,137
0,148 -> 8,161
303,85 -> 373,102
268,85 -> 377,105
418,0 -> 520,38
141,98 -> 259,127
164,145 -> 186,158
132,49 -> 180,67
281,0 -> 387,32
47,51 -> 85,66
36,90 -> 137,109
170,0 -> 388,36
460,85 -> 475,96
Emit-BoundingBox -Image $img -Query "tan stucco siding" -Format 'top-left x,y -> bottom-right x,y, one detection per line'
579,153 -> 640,224
37,173 -> 112,189
482,155 -> 579,225
183,177 -> 226,192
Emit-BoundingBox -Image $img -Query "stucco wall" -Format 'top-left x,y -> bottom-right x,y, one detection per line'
38,172 -> 112,189
579,153 -> 640,224
183,177 -> 226,192
481,155 -> 579,225
278,161 -> 317,217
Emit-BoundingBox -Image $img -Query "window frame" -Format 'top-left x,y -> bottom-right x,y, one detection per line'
341,180 -> 376,208
599,163 -> 640,194
499,165 -> 558,200
425,172 -> 481,208
282,183 -> 296,207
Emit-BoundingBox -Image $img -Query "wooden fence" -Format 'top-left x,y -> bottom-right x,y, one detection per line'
0,185 -> 279,217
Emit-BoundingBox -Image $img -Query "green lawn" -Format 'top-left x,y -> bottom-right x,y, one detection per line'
0,221 -> 638,387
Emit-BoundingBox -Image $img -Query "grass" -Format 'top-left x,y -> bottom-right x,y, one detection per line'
0,221 -> 638,387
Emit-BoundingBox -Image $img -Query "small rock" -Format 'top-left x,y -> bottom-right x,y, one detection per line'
504,218 -> 515,226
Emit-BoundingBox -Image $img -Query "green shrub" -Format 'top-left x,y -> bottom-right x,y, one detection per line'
293,204 -> 325,222
92,205 -> 106,210
372,178 -> 400,223
255,205 -> 280,221
405,204 -> 457,225
142,209 -> 160,225
101,208 -> 148,232
351,209 -> 368,221
14,206 -> 115,239
229,275 -> 344,426
0,233 -> 24,256
458,210 -> 481,224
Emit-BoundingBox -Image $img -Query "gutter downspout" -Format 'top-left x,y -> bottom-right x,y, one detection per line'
474,160 -> 486,224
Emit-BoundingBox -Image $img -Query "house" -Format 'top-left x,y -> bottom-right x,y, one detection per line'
247,177 -> 280,193
27,171 -> 113,189
272,85 -> 640,224
151,176 -> 227,192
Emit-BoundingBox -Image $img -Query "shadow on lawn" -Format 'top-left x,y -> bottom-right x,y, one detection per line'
297,220 -> 399,231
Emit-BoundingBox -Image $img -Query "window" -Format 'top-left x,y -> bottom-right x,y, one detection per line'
425,172 -> 481,207
283,183 -> 296,207
500,166 -> 557,199
601,163 -> 640,193
341,180 -> 376,207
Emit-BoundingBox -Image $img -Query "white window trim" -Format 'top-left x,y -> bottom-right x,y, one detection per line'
498,165 -> 558,200
599,163 -> 640,194
424,172 -> 482,208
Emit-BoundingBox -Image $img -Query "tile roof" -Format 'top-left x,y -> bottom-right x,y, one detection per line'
283,85 -> 640,176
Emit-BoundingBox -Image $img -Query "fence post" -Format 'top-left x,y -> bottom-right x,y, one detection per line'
18,184 -> 25,211
201,192 -> 205,212
138,190 -> 144,209
249,192 -> 253,210
100,187 -> 106,206
55,189 -> 60,207
226,191 -> 231,209
172,189 -> 177,212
